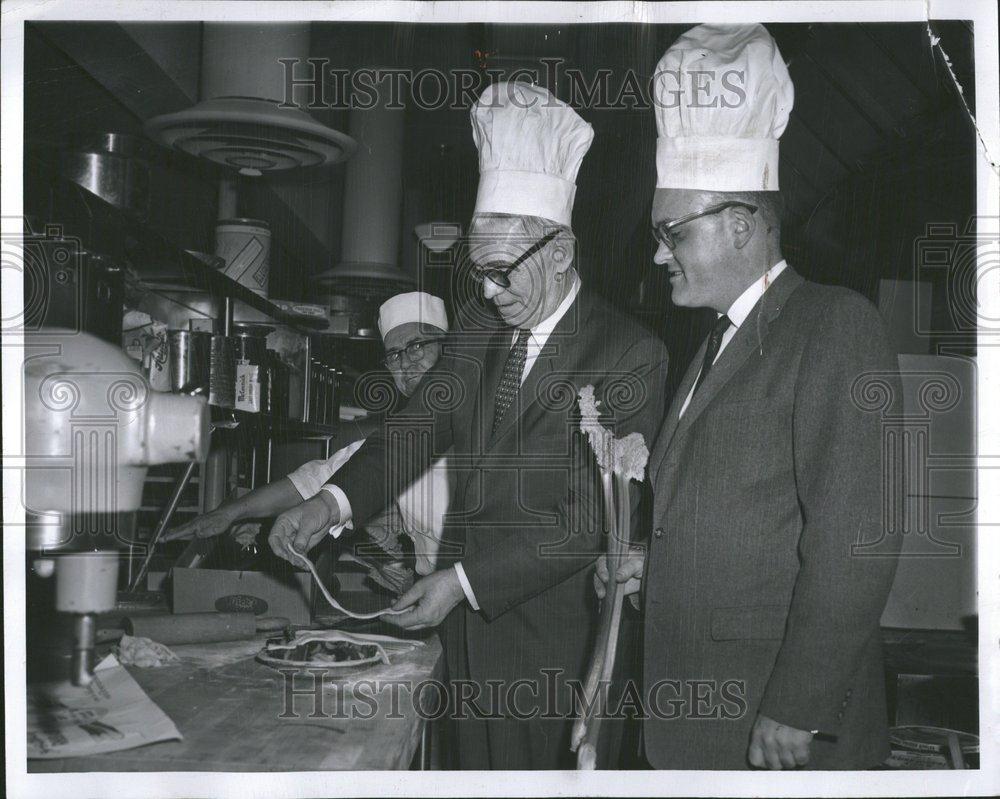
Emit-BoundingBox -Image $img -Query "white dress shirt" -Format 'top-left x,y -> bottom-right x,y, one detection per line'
678,260 -> 787,418
291,441 -> 450,575
511,276 -> 581,385
323,275 -> 582,611
453,275 -> 582,607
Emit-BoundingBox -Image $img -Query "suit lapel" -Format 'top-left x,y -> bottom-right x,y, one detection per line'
475,328 -> 509,449
652,267 -> 804,478
669,314 -> 765,442
650,340 -> 703,480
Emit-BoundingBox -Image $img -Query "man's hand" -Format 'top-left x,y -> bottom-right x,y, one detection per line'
593,549 -> 644,599
231,522 -> 262,549
162,508 -> 236,542
268,492 -> 340,564
747,714 -> 813,769
386,569 -> 465,630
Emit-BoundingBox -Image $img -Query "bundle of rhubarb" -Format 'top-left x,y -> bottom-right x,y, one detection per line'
571,385 -> 649,769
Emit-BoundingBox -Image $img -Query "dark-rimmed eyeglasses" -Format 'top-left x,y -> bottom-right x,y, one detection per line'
652,201 -> 758,249
383,337 -> 442,368
474,229 -> 560,289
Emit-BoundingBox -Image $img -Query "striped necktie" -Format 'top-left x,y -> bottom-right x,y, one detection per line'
492,328 -> 531,434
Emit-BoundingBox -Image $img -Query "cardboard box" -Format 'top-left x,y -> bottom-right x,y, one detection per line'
147,571 -> 168,592
171,566 -> 313,624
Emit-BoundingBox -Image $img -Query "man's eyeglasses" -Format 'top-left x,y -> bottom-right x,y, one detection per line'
474,229 -> 560,289
652,201 -> 758,249
383,338 -> 442,368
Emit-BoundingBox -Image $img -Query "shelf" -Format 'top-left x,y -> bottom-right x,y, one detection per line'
222,410 -> 340,439
129,255 -> 328,334
317,333 -> 381,343
278,419 -> 341,437
61,176 -> 327,335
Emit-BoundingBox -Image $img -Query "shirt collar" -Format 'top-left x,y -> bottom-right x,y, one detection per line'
520,273 -> 581,340
724,260 -> 788,328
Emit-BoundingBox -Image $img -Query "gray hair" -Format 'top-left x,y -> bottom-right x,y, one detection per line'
471,212 -> 577,264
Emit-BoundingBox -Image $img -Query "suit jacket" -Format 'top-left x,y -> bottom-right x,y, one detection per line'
643,267 -> 901,770
331,287 -> 669,766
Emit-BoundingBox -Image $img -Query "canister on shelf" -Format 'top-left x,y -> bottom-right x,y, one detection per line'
169,330 -> 212,396
213,218 -> 271,298
260,350 -> 286,419
307,357 -> 322,423
146,321 -> 171,392
233,326 -> 270,414
325,365 -> 339,425
208,334 -> 236,408
260,351 -> 275,417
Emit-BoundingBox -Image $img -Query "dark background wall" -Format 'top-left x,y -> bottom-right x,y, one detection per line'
24,20 -> 978,395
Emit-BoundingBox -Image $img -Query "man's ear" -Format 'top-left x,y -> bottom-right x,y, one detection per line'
731,205 -> 756,250
551,230 -> 575,273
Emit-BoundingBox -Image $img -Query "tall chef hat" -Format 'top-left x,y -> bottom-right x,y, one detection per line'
378,291 -> 449,339
470,81 -> 594,227
653,24 -> 793,191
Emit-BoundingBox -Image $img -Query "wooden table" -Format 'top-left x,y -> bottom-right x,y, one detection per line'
30,632 -> 444,772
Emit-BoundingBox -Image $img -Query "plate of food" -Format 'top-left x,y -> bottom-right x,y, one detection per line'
257,628 -> 424,670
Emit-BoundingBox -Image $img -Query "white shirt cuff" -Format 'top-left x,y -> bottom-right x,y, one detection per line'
285,468 -> 314,501
453,562 -> 480,611
286,439 -> 367,500
319,484 -> 354,539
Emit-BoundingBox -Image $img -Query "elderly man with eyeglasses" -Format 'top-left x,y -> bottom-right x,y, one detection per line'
596,24 -> 902,771
165,291 -> 451,587
267,81 -> 669,769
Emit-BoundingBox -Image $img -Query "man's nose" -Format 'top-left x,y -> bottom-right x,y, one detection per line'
653,240 -> 674,266
482,276 -> 504,300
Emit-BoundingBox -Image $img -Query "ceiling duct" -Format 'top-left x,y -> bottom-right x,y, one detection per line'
315,91 -> 415,309
413,143 -> 463,253
145,23 -> 355,176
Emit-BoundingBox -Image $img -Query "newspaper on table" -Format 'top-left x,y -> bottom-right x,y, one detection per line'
27,654 -> 182,759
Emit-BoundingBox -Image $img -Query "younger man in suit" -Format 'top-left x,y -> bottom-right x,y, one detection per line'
597,23 -> 902,770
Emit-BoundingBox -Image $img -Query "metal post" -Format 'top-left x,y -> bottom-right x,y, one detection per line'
130,459 -> 198,591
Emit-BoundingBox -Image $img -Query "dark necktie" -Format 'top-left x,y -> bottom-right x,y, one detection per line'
692,314 -> 732,395
492,328 -> 531,434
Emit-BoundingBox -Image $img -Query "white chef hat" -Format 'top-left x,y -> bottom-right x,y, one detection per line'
378,291 -> 448,339
470,81 -> 594,227
653,24 -> 793,191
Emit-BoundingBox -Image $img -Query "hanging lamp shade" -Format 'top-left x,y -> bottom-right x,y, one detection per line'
414,221 -> 462,253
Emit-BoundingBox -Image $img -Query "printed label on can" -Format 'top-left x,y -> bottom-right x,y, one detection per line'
235,362 -> 261,412
215,594 -> 268,615
148,324 -> 172,392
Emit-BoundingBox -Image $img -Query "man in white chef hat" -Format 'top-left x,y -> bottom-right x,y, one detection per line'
269,81 -> 669,769
596,24 -> 901,770
167,291 -> 451,583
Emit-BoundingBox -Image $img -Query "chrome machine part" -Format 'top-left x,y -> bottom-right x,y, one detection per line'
24,330 -> 210,685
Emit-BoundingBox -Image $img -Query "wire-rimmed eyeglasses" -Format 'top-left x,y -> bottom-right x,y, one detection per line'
383,337 -> 442,368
